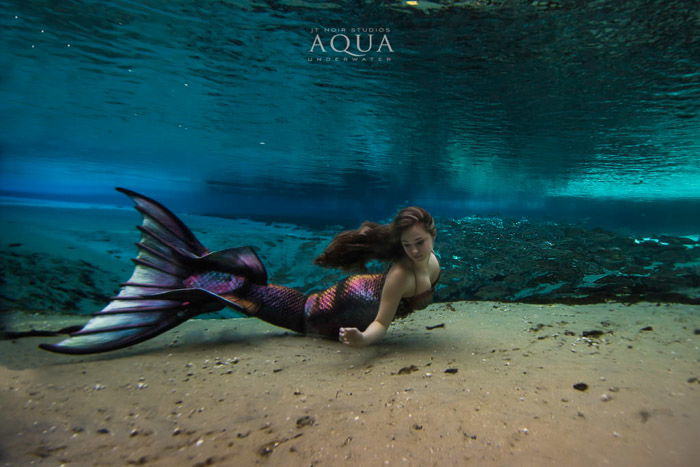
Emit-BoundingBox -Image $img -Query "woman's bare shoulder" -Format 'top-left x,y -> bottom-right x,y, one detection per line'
386,259 -> 412,277
384,261 -> 413,292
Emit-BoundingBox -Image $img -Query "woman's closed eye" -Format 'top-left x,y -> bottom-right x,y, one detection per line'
403,240 -> 424,248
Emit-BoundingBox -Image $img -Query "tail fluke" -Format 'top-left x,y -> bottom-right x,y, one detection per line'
39,188 -> 266,355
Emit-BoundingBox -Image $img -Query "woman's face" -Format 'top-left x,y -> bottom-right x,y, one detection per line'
400,223 -> 434,264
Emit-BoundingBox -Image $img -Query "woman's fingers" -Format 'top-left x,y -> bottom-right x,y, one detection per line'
339,327 -> 358,344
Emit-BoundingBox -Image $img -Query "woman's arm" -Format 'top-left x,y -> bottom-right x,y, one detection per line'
339,266 -> 408,347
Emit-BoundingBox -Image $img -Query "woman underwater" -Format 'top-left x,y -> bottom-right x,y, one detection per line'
40,188 -> 441,354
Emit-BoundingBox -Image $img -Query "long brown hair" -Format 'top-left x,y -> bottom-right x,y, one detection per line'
314,206 -> 436,272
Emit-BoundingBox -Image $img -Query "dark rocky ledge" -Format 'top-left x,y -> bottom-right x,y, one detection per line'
1,217 -> 698,315
434,217 -> 699,305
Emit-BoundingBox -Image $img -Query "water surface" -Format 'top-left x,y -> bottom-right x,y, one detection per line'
1,0 -> 698,231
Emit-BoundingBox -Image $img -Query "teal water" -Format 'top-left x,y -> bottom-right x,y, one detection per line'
1,0 -> 698,232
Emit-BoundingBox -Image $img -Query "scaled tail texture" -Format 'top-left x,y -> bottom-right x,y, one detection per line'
40,188 -> 266,355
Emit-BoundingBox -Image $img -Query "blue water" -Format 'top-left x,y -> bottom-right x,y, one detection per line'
1,0 -> 699,232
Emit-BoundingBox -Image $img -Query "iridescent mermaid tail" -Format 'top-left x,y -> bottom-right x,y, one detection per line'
40,189 -> 383,355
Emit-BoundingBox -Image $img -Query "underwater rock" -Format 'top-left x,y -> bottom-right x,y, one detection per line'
435,217 -> 700,305
582,330 -> 606,338
258,441 -> 278,457
296,416 -> 315,428
397,365 -> 419,375
0,250 -> 120,314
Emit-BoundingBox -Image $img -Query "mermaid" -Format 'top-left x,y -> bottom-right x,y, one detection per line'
40,188 -> 440,354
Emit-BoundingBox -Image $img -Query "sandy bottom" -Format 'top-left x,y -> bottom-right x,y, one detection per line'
1,301 -> 698,466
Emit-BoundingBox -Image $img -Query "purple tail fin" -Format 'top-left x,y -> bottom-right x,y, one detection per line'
39,188 -> 266,355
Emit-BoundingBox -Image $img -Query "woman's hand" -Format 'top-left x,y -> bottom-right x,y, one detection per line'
339,327 -> 366,347
339,320 -> 389,347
